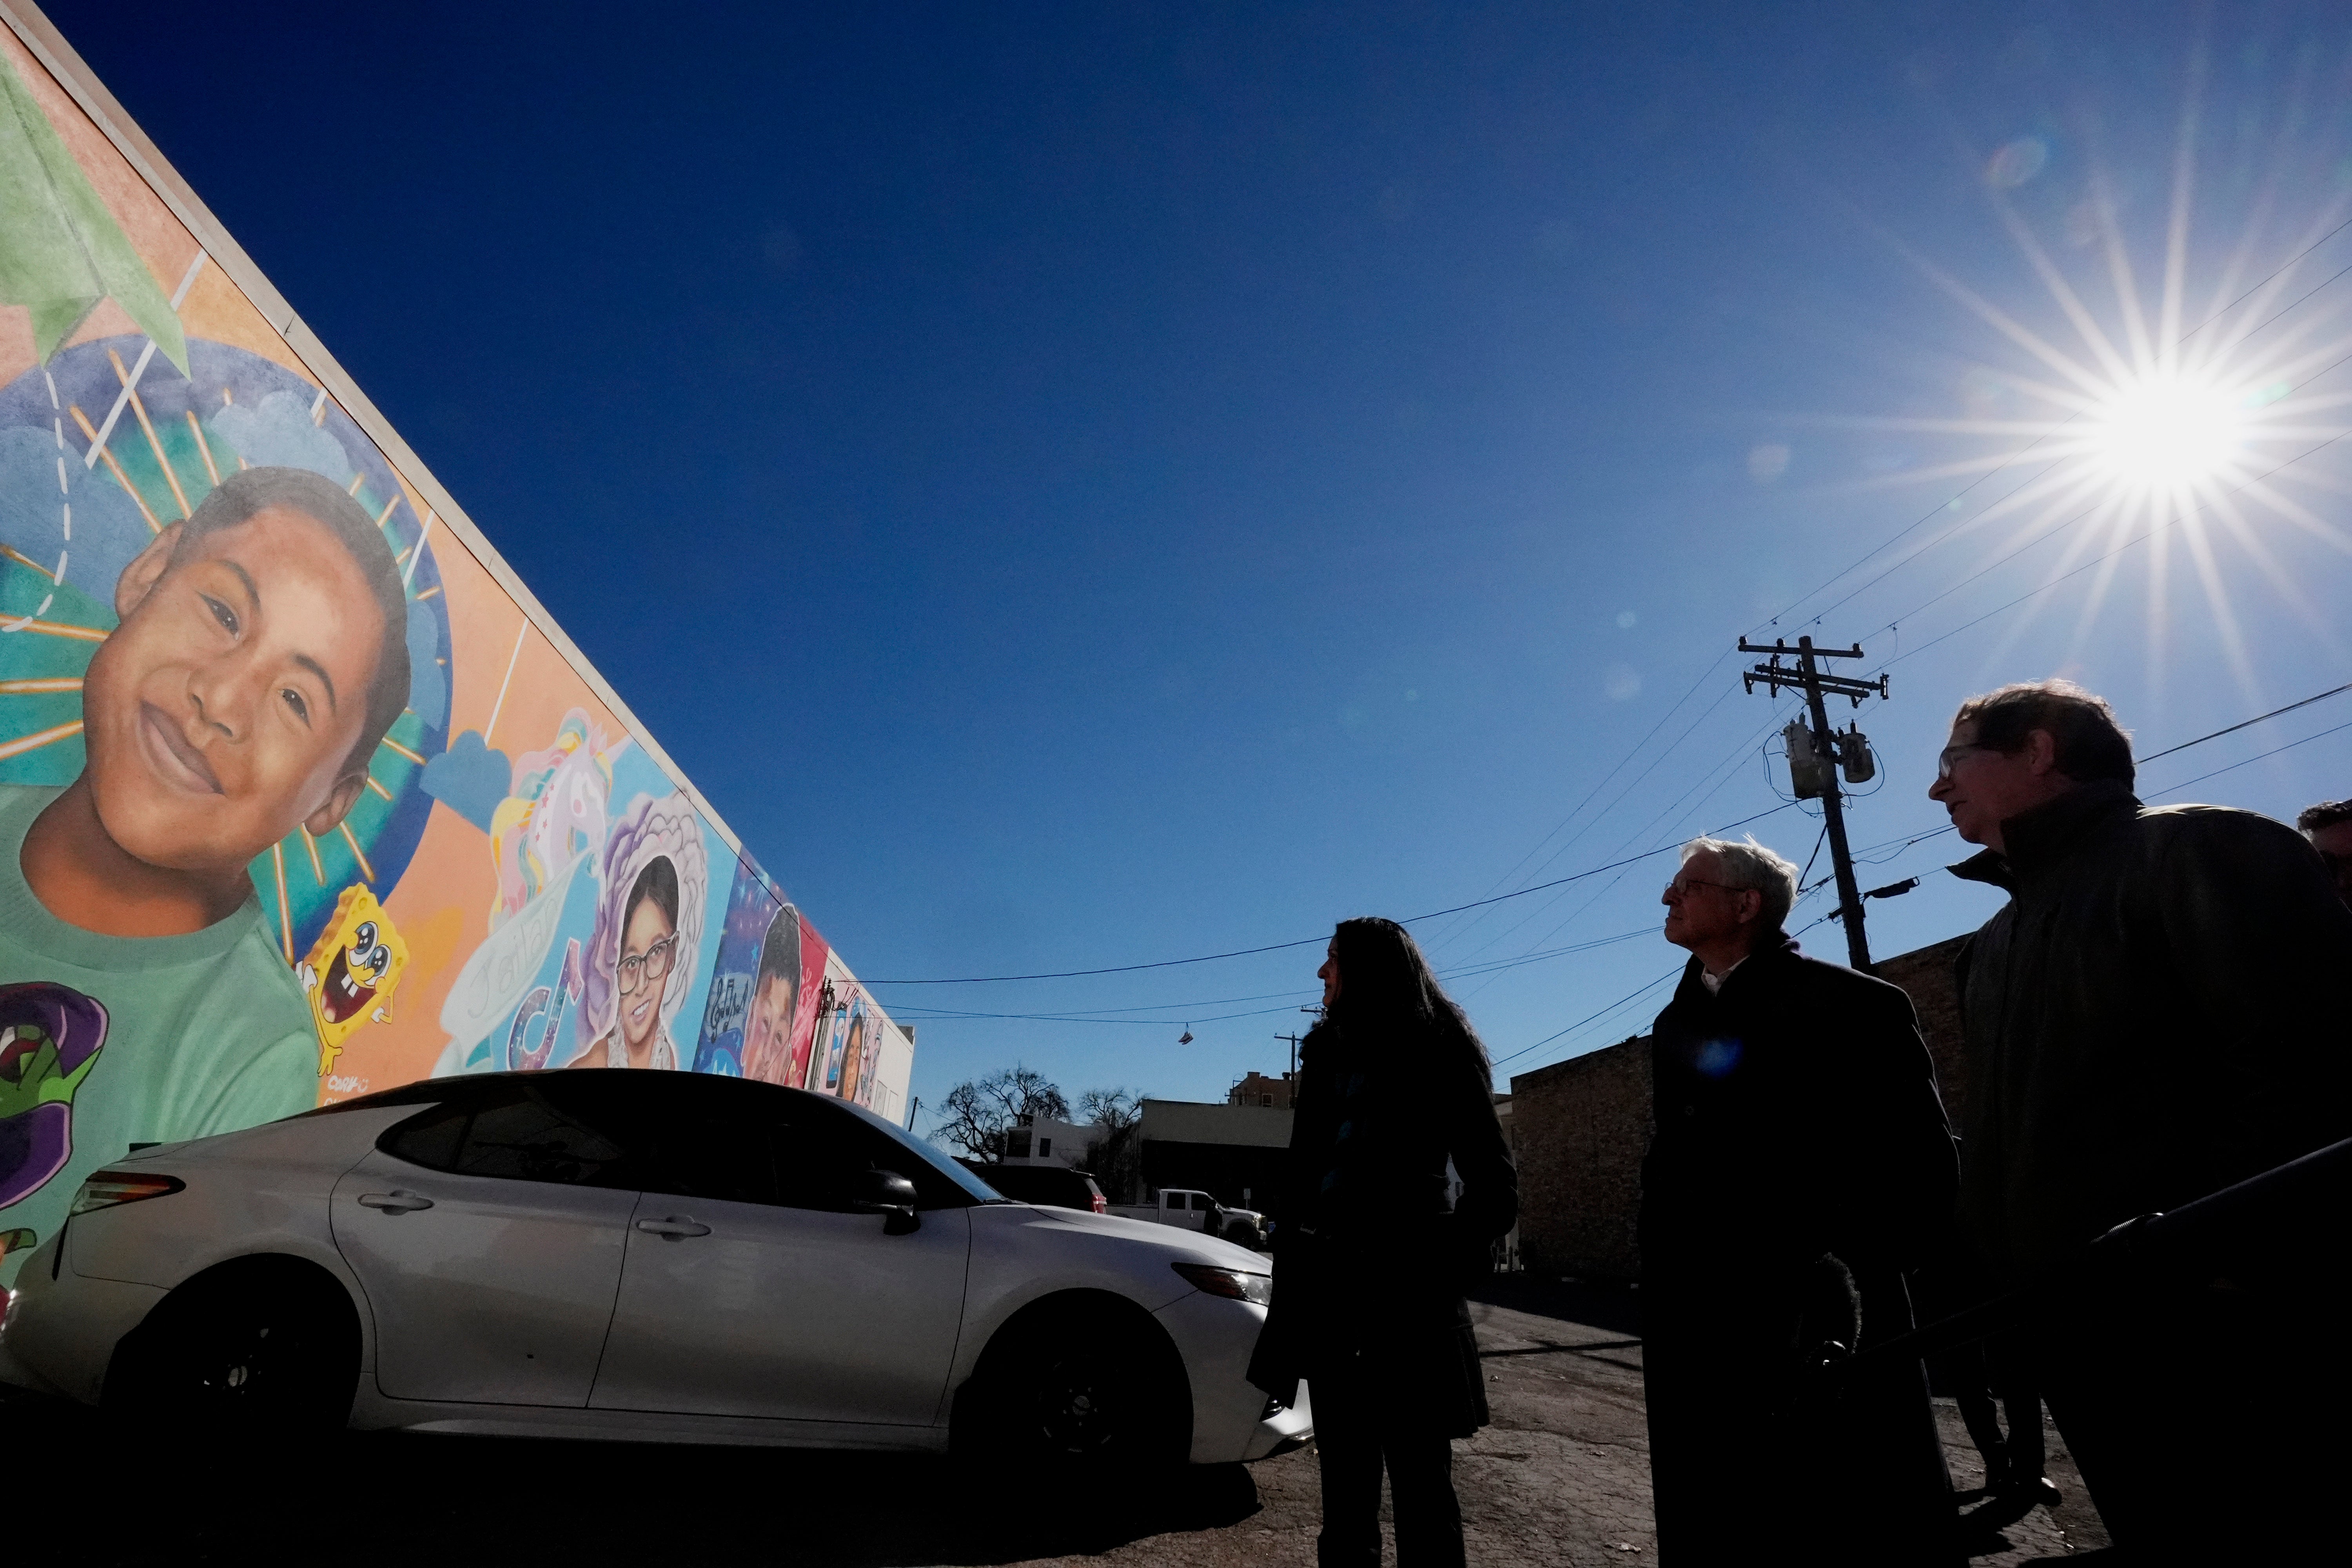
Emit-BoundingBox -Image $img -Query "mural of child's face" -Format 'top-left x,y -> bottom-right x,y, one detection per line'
81,507 -> 385,878
617,895 -> 677,1052
745,970 -> 795,1063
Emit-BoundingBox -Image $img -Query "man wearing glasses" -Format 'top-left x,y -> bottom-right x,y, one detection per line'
1929,680 -> 2352,1561
2296,797 -> 2352,909
1639,836 -> 1959,1566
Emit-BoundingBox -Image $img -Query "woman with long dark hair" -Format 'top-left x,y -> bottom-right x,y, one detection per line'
1248,917 -> 1517,1568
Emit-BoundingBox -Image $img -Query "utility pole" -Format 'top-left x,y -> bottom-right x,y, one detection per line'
1738,635 -> 1887,971
1276,1031 -> 1304,1082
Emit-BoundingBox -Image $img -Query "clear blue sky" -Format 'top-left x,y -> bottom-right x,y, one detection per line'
49,0 -> 2352,1133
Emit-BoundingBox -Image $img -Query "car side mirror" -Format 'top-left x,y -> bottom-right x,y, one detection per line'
853,1169 -> 921,1235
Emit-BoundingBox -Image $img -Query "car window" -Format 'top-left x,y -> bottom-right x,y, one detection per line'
380,1099 -> 468,1170
770,1103 -> 882,1210
1192,1193 -> 1212,1211
379,1079 -> 643,1190
458,1094 -> 635,1186
833,1097 -> 999,1208
621,1077 -> 974,1212
646,1105 -> 782,1205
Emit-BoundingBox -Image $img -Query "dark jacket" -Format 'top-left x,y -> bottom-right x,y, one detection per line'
1246,1016 -> 1517,1436
1640,933 -> 1958,1283
1951,780 -> 2352,1282
1639,934 -> 1962,1568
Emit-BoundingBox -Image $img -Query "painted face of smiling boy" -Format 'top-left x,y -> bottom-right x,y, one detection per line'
744,968 -> 795,1067
82,504 -> 388,883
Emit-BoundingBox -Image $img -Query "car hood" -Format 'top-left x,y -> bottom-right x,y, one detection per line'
991,1202 -> 1273,1271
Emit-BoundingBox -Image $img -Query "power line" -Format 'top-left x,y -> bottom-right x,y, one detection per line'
1424,650 -> 1738,956
862,802 -> 1795,984
2138,678 -> 2352,763
1492,965 -> 1683,1069
2146,717 -> 2352,799
884,929 -> 1657,1026
1445,699 -> 1800,976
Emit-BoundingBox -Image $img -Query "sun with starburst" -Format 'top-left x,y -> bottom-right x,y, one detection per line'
1800,129 -> 2352,692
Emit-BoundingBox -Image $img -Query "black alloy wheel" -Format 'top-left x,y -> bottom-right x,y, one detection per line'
1028,1343 -> 1140,1458
961,1304 -> 1188,1475
107,1265 -> 358,1433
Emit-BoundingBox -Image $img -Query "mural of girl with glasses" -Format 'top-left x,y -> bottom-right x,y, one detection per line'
569,793 -> 706,1071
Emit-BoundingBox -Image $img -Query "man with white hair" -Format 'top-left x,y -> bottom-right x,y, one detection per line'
1639,836 -> 1960,1566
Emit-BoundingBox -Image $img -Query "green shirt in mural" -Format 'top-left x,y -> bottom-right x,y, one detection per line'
0,784 -> 316,1283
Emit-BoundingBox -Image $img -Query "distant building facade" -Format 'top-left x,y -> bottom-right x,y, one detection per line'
1228,1071 -> 1297,1109
1138,1098 -> 1295,1215
1509,935 -> 1969,1281
999,1116 -> 1104,1167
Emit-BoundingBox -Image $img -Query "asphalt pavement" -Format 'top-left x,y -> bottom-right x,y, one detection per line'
5,1274 -> 2112,1566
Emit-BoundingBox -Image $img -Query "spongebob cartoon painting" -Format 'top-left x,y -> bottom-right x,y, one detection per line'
300,887 -> 410,1074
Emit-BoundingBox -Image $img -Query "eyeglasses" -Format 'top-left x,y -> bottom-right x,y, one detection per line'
1663,877 -> 1745,900
617,934 -> 679,994
1936,743 -> 1994,782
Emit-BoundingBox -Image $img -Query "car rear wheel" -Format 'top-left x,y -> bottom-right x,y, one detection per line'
956,1298 -> 1190,1475
105,1259 -> 359,1434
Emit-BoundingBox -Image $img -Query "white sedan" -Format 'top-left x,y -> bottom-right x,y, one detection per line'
0,1070 -> 1310,1466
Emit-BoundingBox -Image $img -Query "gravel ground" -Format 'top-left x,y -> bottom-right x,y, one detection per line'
8,1274 -> 2114,1565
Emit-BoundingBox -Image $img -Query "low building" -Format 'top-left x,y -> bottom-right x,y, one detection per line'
1508,935 -> 1970,1282
1509,1036 -> 1650,1280
1227,1071 -> 1296,1109
998,1116 -> 1103,1167
1138,1098 -> 1294,1215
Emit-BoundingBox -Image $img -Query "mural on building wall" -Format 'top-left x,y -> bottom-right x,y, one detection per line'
0,27 -> 911,1281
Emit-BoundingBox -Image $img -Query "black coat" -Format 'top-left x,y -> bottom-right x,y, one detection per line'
1246,1016 -> 1517,1437
1639,935 -> 1960,1567
1951,780 -> 2352,1283
1640,934 -> 1958,1283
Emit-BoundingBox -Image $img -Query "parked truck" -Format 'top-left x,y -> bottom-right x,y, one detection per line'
1109,1188 -> 1269,1249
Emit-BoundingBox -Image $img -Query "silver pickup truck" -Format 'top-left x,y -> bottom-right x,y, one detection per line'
1107,1188 -> 1268,1249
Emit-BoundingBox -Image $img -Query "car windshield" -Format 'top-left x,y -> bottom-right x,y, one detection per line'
840,1099 -> 1011,1203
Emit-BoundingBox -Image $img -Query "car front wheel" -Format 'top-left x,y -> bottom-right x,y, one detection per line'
956,1299 -> 1190,1475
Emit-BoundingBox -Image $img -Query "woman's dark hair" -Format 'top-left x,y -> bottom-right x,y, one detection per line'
625,855 -> 681,933
1327,916 -> 1491,1086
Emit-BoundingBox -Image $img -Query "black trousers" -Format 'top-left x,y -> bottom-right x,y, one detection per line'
1947,1331 -> 2043,1485
1310,1344 -> 1464,1568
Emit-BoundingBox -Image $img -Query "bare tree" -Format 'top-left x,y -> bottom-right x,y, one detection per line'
1074,1086 -> 1145,1204
935,1064 -> 1070,1162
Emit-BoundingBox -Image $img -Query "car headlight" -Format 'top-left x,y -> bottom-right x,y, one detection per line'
1172,1261 -> 1272,1306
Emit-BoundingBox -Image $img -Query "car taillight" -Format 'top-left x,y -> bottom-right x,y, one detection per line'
1172,1261 -> 1273,1306
1093,1194 -> 1107,1213
68,1171 -> 184,1216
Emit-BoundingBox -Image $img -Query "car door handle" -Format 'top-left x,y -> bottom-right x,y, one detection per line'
357,1190 -> 434,1213
635,1217 -> 711,1238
